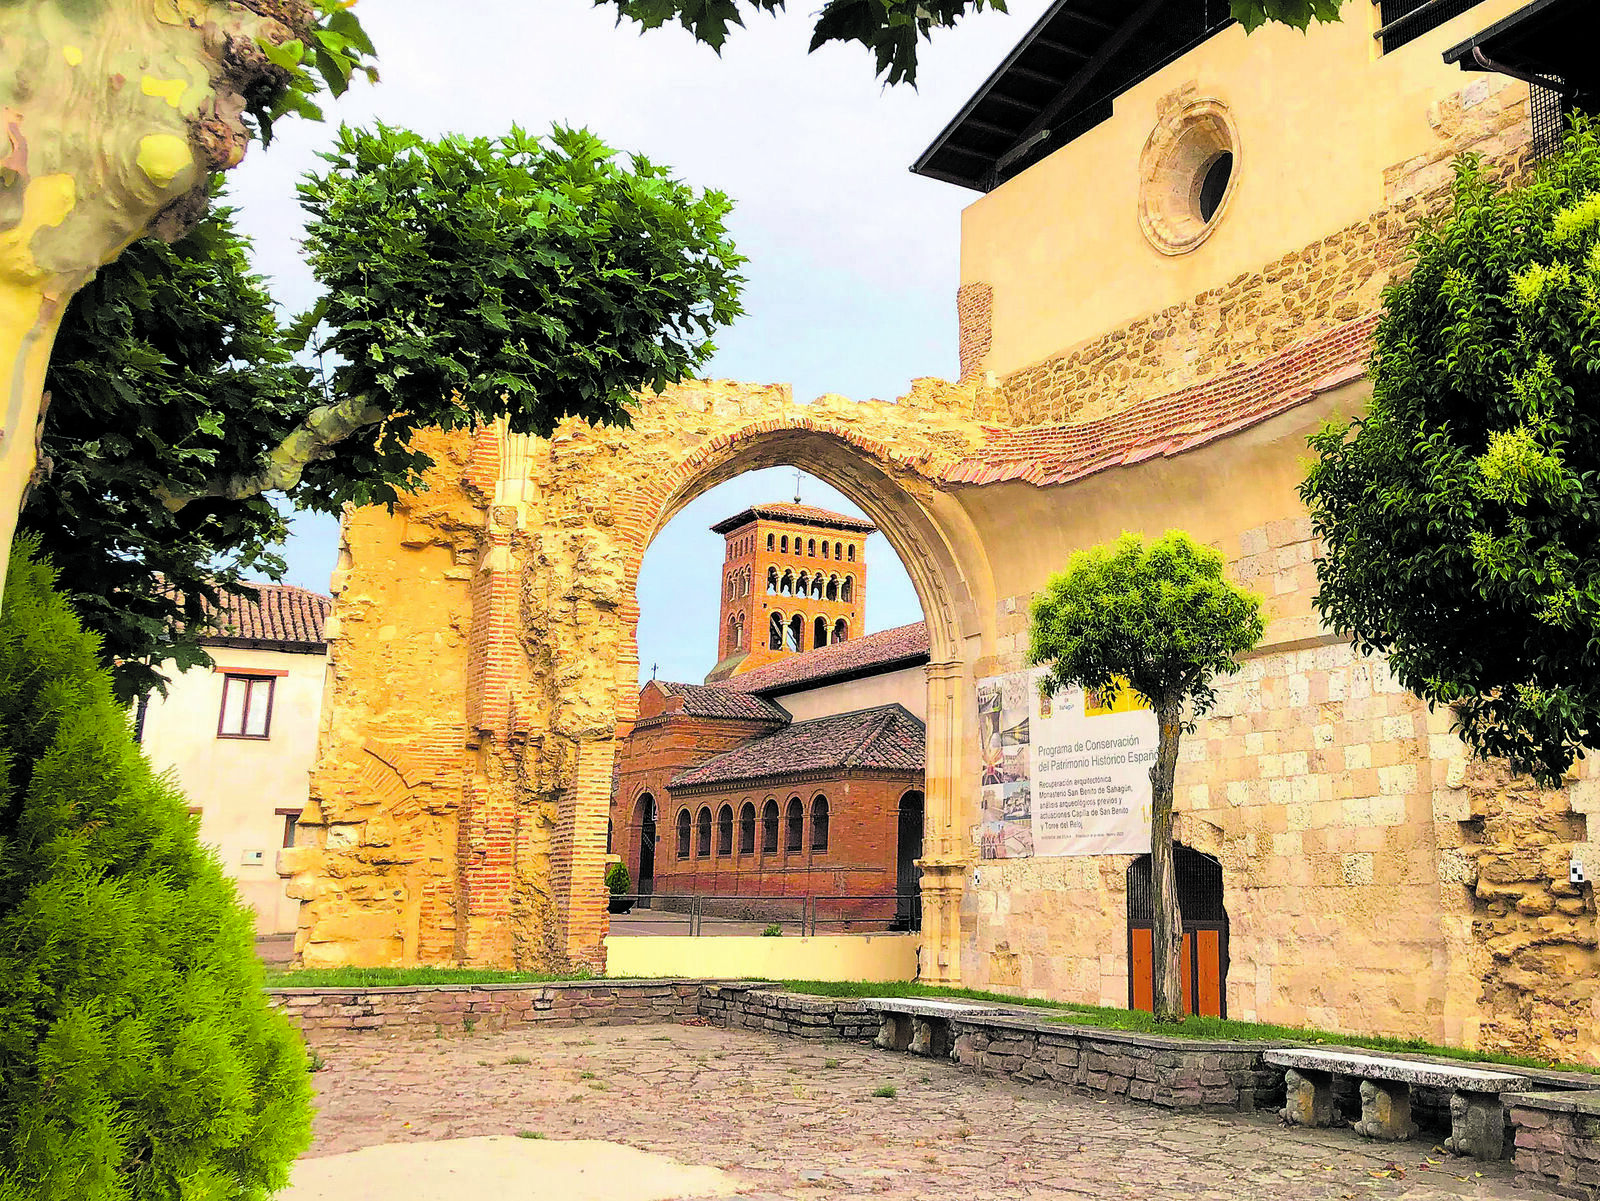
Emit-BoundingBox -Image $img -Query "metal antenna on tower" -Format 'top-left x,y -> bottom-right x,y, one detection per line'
793,469 -> 802,505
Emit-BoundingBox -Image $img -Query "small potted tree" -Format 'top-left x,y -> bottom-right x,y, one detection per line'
605,863 -> 633,914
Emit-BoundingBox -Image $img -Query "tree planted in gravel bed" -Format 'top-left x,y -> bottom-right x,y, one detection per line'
1029,531 -> 1263,1022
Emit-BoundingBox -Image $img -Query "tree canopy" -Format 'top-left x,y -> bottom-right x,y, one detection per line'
1302,121 -> 1600,787
1029,530 -> 1262,1022
1029,531 -> 1265,721
26,203 -> 307,703
167,123 -> 744,513
600,0 -> 1343,84
28,124 -> 744,698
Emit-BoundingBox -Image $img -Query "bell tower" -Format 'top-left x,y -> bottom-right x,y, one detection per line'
706,502 -> 875,682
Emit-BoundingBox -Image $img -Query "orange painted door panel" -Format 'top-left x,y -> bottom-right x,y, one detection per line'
1196,928 -> 1223,1017
1130,927 -> 1153,1013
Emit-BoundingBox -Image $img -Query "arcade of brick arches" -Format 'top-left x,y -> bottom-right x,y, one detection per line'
286,10 -> 1600,1064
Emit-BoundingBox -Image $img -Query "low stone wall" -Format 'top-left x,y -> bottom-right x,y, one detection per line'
951,1015 -> 1275,1112
697,983 -> 878,1041
1508,1091 -> 1600,1196
698,987 -> 1274,1111
269,979 -> 709,1037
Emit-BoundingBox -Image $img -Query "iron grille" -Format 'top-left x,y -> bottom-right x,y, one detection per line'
1531,84 -> 1569,162
1376,0 -> 1487,54
1127,846 -> 1226,923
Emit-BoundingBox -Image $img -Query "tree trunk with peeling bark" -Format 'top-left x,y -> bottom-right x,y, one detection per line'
1149,694 -> 1186,1022
0,0 -> 311,603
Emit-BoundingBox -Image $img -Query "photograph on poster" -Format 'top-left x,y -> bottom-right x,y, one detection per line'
975,668 -> 1157,859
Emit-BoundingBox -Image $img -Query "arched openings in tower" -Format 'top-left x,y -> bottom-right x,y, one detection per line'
785,614 -> 803,652
738,802 -> 756,855
767,566 -> 778,595
768,611 -> 783,651
785,797 -> 804,852
780,570 -> 794,597
841,575 -> 854,603
808,538 -> 816,556
761,798 -> 780,853
825,574 -> 839,601
832,618 -> 848,643
814,615 -> 828,649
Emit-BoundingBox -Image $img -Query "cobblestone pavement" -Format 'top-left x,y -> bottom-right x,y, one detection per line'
305,1023 -> 1538,1200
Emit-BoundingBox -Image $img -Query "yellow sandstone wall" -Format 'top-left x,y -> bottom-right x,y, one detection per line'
289,30 -> 1600,1062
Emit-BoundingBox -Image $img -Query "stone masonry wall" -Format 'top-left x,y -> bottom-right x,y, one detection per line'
951,1016 -> 1275,1112
270,979 -> 705,1038
296,383 -> 994,975
986,77 -> 1532,428
1508,1093 -> 1600,1198
962,508 -> 1600,1060
698,987 -> 1273,1110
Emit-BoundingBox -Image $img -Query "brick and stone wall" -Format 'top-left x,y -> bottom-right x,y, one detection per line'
698,986 -> 1273,1110
1508,1092 -> 1600,1197
652,773 -> 920,909
270,979 -> 707,1038
951,1016 -> 1276,1112
981,78 -> 1533,430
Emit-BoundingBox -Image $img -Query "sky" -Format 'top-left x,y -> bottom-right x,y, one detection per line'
226,0 -> 1053,682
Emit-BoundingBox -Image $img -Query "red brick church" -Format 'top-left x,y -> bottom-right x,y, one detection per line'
610,501 -> 929,928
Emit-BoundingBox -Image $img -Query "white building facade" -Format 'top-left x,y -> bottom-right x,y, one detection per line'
137,583 -> 331,934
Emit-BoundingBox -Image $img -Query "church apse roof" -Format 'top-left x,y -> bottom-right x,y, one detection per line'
669,703 -> 925,791
719,621 -> 930,697
647,680 -> 789,723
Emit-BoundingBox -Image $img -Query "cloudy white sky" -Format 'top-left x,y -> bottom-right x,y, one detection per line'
229,0 -> 1052,684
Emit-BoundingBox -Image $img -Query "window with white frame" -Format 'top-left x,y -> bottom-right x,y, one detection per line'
218,674 -> 275,739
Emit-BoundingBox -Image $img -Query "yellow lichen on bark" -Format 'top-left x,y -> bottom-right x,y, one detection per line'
0,0 -> 312,599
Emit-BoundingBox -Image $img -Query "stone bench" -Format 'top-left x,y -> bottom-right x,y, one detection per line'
860,998 -> 1006,1058
1265,1047 -> 1531,1160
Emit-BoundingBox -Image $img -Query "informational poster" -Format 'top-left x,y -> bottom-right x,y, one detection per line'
976,667 -> 1157,859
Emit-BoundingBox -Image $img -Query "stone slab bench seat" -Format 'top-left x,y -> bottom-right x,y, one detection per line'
859,998 -> 1007,1057
1265,1047 -> 1532,1160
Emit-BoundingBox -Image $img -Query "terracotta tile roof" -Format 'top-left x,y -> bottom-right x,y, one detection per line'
720,622 -> 930,696
710,502 -> 877,535
945,314 -> 1378,487
652,681 -> 788,723
670,704 -> 925,789
200,582 -> 332,650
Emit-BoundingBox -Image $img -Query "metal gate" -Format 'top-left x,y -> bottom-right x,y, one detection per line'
1126,845 -> 1228,1018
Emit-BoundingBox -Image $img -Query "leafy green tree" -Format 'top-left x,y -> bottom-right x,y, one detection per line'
25,125 -> 742,701
1029,531 -> 1263,1021
0,541 -> 311,1200
1303,122 -> 1600,787
25,203 -> 309,704
601,0 -> 1340,83
160,123 -> 744,512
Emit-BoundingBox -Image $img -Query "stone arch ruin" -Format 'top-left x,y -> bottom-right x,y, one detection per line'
290,378 -> 1000,975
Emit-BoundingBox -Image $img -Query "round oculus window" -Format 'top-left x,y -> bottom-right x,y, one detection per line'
1138,99 -> 1240,256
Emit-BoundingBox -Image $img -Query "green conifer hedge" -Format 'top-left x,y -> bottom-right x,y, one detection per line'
0,543 -> 312,1199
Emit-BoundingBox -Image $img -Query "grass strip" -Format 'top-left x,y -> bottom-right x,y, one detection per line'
265,966 -> 596,988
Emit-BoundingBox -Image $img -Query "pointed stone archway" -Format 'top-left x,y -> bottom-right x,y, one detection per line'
291,379 -> 999,977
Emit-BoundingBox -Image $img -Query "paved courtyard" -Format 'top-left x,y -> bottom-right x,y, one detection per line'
300,1023 -> 1537,1200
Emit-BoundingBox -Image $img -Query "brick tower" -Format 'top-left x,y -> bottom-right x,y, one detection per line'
705,502 -> 875,682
